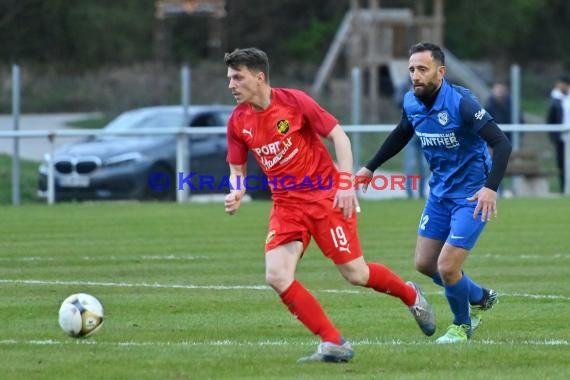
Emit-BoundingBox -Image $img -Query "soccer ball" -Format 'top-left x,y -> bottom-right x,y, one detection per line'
58,293 -> 104,338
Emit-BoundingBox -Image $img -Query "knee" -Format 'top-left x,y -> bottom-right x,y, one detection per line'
415,261 -> 433,276
341,267 -> 369,286
415,256 -> 436,277
437,262 -> 459,282
265,268 -> 292,293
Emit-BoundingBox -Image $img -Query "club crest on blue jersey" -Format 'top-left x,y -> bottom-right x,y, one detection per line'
437,111 -> 449,126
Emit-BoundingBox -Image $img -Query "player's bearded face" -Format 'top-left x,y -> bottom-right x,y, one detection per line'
409,52 -> 443,100
413,76 -> 438,99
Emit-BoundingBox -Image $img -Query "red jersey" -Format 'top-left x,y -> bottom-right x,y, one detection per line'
227,88 -> 339,203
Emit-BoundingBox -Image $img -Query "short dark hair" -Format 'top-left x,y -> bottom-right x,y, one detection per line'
559,75 -> 570,85
408,42 -> 445,66
224,48 -> 270,80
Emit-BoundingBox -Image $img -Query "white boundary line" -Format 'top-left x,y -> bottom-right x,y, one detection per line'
0,255 -> 210,262
476,253 -> 570,259
1,278 -> 569,301
0,279 -> 268,291
0,338 -> 567,347
1,253 -> 569,262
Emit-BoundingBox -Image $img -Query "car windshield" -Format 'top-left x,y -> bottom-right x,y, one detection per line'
189,110 -> 231,127
102,110 -> 185,138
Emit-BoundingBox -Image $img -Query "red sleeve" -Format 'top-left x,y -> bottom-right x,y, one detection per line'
293,90 -> 338,137
226,111 -> 248,165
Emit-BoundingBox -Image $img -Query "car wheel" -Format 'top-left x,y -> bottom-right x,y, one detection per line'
144,163 -> 176,201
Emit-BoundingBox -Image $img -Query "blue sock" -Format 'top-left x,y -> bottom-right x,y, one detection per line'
444,275 -> 470,326
436,272 -> 484,305
463,273 -> 484,305
432,273 -> 444,287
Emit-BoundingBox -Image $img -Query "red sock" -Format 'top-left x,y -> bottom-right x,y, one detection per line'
280,280 -> 342,344
366,263 -> 416,306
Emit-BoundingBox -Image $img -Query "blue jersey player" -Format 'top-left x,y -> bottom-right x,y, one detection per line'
357,42 -> 512,343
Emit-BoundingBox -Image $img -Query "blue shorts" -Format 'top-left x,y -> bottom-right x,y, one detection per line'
417,194 -> 487,250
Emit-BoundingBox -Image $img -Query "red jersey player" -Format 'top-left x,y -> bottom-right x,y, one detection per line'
223,47 -> 436,363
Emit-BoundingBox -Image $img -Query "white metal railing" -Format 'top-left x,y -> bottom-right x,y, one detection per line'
0,123 -> 569,204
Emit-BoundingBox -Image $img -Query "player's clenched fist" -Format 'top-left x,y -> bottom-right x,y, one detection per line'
224,192 -> 242,215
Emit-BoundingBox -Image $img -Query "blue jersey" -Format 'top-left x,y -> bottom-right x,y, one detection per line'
402,79 -> 493,198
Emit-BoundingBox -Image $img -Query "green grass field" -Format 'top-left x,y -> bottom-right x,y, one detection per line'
0,154 -> 43,205
1,199 -> 569,379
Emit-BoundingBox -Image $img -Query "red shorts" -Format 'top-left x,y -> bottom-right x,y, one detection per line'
264,198 -> 362,265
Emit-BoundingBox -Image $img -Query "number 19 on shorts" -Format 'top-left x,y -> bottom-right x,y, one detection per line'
330,226 -> 351,253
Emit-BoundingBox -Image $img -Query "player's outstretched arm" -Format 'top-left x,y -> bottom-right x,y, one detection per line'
362,116 -> 415,178
355,167 -> 373,193
225,163 -> 247,215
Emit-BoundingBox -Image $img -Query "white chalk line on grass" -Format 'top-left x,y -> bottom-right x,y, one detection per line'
1,253 -> 569,263
476,253 -> 570,259
0,255 -> 210,262
1,279 -> 569,301
0,279 -> 268,291
0,338 -> 567,347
